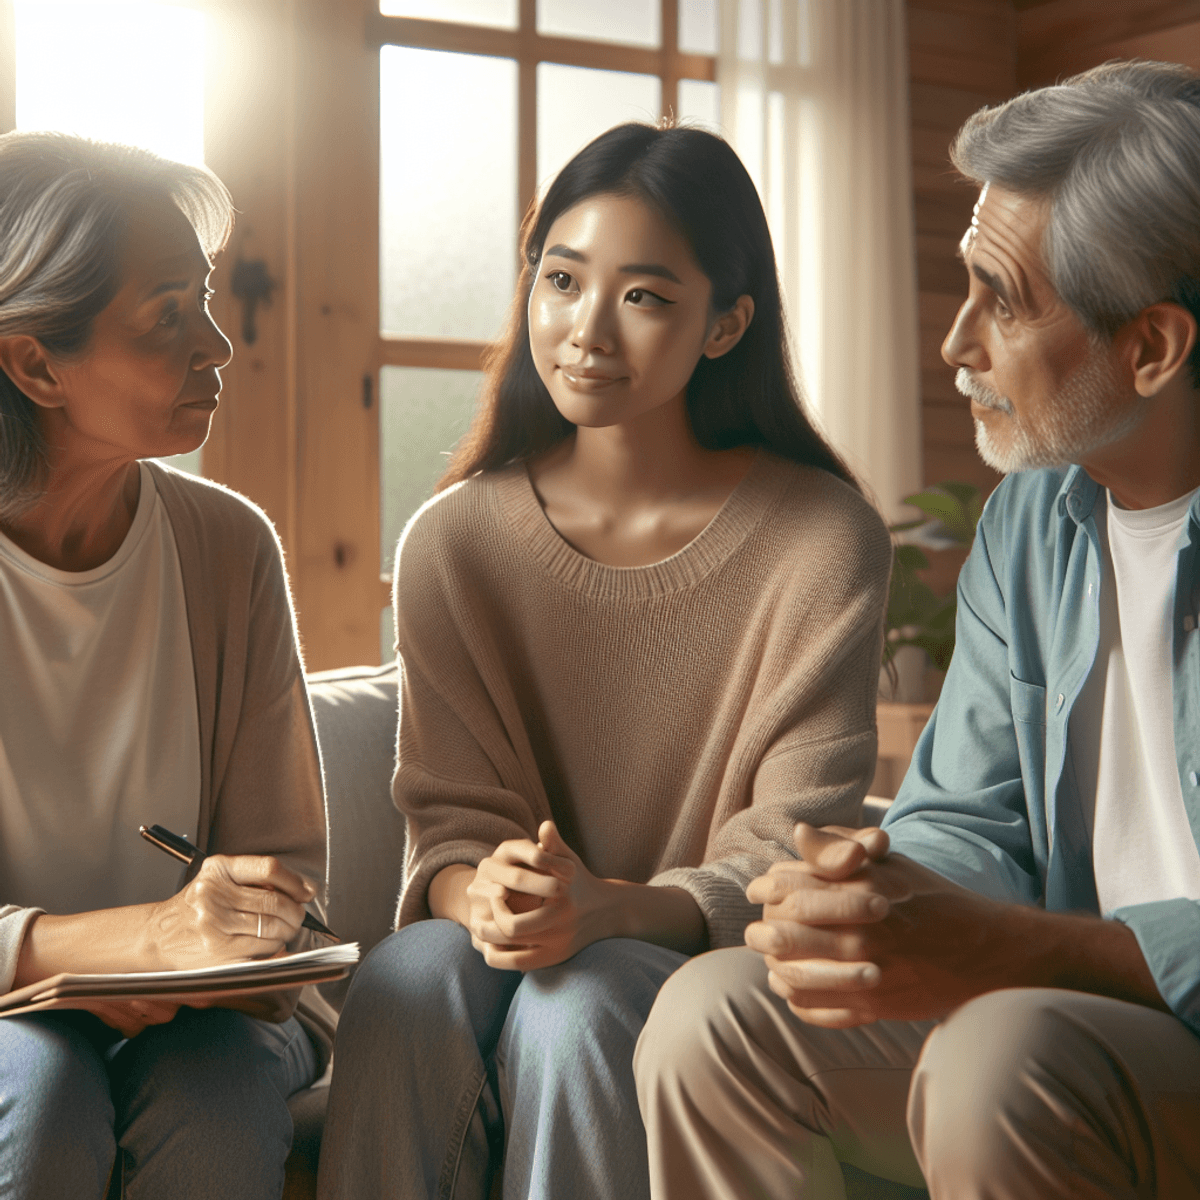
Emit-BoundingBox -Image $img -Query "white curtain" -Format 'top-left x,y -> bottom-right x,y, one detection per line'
717,0 -> 922,521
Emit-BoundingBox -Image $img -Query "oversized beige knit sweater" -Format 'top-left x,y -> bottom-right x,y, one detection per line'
393,450 -> 891,948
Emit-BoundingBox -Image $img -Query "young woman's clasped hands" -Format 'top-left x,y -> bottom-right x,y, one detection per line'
317,122 -> 892,1200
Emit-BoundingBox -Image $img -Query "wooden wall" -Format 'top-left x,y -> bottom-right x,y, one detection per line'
906,0 -> 1012,505
903,0 -> 1200,598
1015,0 -> 1200,87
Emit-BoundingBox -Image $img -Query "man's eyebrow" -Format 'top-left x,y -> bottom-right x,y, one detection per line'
971,264 -> 1016,309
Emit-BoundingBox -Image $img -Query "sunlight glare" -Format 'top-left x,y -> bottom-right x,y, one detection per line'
14,1 -> 206,166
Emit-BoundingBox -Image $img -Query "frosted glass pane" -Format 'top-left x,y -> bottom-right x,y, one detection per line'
160,449 -> 203,477
380,367 -> 483,573
679,0 -> 718,54
678,80 -> 720,132
381,604 -> 395,666
14,2 -> 205,165
537,65 -> 661,189
538,0 -> 658,47
380,47 -> 517,339
380,0 -> 517,26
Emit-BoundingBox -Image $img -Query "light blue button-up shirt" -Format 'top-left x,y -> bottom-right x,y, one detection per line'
883,464 -> 1200,1033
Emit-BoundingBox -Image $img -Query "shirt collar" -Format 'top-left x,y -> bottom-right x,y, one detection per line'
1057,465 -> 1099,525
1056,464 -> 1200,541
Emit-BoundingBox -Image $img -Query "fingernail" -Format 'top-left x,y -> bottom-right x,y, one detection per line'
868,895 -> 888,917
859,964 -> 881,987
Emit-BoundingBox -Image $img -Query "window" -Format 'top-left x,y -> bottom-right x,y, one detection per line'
0,0 -> 719,669
374,0 -> 718,662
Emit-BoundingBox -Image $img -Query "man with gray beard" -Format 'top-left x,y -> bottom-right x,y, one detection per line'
635,60 -> 1200,1198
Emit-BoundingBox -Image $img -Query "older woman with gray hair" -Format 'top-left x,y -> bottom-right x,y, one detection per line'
0,133 -> 330,1199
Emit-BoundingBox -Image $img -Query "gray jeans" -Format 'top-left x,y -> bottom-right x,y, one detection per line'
316,920 -> 687,1200
634,946 -> 1200,1199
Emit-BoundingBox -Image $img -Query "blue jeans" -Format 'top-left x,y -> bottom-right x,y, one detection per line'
316,920 -> 687,1200
0,1006 -> 317,1200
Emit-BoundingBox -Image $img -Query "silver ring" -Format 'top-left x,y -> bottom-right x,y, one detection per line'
257,912 -> 263,939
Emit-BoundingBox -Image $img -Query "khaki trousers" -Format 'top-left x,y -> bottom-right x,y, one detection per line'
633,946 -> 1200,1199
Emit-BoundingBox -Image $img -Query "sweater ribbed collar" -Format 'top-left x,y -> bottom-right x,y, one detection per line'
493,449 -> 791,600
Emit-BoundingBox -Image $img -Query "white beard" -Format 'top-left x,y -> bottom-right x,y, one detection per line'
956,351 -> 1147,474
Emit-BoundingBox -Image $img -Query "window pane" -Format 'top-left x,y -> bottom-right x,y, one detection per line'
538,0 -> 658,48
14,2 -> 205,166
537,64 -> 661,188
678,80 -> 719,131
380,47 -> 517,340
679,0 -> 718,55
380,366 -> 483,575
379,0 -> 517,26
161,450 -> 203,476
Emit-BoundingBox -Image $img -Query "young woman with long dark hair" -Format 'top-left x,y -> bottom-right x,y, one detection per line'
317,122 -> 891,1200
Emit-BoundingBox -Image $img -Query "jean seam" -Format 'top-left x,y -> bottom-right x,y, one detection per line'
440,1068 -> 489,1200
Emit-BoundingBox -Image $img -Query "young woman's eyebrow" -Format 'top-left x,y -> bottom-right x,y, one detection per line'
544,244 -> 585,262
619,262 -> 682,283
542,244 -> 681,284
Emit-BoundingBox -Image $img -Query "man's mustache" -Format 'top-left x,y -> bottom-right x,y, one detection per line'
955,368 -> 1014,415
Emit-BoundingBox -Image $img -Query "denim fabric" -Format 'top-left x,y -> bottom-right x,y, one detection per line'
316,920 -> 687,1200
883,464 -> 1200,1033
0,1006 -> 317,1200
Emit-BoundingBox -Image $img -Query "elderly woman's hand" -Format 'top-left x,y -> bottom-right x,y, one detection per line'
147,855 -> 317,968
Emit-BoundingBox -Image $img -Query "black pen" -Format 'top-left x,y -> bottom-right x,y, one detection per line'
139,823 -> 340,942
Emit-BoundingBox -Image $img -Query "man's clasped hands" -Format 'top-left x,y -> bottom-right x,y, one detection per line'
745,824 -> 1019,1028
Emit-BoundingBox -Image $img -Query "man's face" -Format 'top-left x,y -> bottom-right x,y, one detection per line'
941,185 -> 1145,473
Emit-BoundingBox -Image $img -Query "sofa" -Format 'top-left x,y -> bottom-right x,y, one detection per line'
278,664 -> 927,1199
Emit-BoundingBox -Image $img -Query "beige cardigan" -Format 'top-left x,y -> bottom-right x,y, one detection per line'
0,463 -> 335,1057
393,452 -> 892,948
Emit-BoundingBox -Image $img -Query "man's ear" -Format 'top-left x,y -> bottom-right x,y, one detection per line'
1117,303 -> 1198,397
0,335 -> 66,409
702,295 -> 755,360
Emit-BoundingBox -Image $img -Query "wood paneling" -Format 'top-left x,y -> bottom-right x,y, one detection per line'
905,0 -> 1008,499
288,0 -> 382,670
1017,0 -> 1200,86
203,0 -> 298,563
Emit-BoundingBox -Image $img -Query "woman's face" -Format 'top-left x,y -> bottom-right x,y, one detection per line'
528,193 -> 729,430
46,197 -> 232,462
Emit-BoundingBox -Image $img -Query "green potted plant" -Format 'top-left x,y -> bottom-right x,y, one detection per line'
882,482 -> 982,701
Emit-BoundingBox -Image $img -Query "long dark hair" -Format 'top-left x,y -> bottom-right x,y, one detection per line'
439,122 -> 857,491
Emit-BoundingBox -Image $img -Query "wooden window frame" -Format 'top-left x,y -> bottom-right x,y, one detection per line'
0,0 -> 716,670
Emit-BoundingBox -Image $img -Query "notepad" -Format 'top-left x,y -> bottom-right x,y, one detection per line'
0,943 -> 360,1017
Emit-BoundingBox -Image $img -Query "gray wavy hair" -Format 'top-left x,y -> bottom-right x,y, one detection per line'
0,132 -> 233,519
951,60 -> 1200,387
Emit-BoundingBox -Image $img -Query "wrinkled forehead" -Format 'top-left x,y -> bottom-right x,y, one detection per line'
962,185 -> 1046,270
961,183 -> 1059,309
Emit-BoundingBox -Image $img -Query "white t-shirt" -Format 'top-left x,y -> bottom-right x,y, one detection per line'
1071,486 -> 1200,916
0,462 -> 200,915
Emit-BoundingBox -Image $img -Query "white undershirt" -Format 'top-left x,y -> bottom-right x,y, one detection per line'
0,462 -> 200,915
1071,486 -> 1200,916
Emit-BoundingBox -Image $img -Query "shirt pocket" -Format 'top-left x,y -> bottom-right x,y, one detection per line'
1009,675 -> 1047,787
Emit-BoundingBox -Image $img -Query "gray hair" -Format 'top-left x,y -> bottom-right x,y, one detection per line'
0,132 -> 233,519
951,60 -> 1200,386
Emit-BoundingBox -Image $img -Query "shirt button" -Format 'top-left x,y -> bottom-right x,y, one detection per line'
1056,693 -> 1065,710
1191,772 -> 1199,787
1088,584 -> 1093,597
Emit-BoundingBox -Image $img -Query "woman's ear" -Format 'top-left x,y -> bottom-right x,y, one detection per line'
1116,302 -> 1198,397
0,335 -> 65,409
702,295 -> 755,360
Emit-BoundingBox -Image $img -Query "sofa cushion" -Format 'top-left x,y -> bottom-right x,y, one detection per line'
307,664 -> 404,1011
